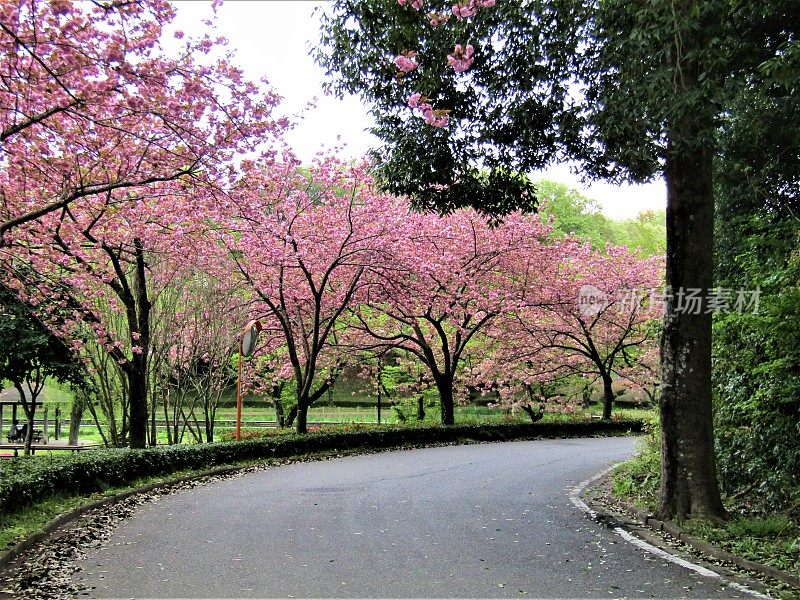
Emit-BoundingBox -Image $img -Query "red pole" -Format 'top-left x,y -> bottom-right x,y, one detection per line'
236,350 -> 243,442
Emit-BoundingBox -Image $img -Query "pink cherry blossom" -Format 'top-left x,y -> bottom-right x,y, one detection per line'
452,1 -> 478,20
394,53 -> 418,72
447,43 -> 475,72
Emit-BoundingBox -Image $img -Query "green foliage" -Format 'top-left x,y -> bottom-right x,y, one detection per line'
712,77 -> 800,513
611,417 -> 660,510
682,517 -> 799,575
536,179 -> 665,254
391,388 -> 438,423
317,0 -> 798,211
0,420 -> 643,518
0,284 -> 83,397
726,515 -> 790,539
316,0 -> 577,216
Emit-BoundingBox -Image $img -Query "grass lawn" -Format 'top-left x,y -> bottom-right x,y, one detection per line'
5,376 -> 653,447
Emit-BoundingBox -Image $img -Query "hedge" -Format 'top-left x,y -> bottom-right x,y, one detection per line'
0,420 -> 642,517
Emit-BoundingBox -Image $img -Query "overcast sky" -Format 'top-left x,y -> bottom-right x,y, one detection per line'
171,1 -> 666,220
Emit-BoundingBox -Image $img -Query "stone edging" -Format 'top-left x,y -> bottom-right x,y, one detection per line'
629,507 -> 800,590
583,472 -> 800,592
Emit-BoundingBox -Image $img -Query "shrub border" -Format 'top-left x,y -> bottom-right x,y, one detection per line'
0,420 -> 642,571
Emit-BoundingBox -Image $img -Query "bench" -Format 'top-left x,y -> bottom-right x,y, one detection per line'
0,441 -> 98,457
7,429 -> 44,444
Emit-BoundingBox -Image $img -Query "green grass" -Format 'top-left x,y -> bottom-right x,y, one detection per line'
11,380 -> 653,447
0,460 -> 268,553
612,420 -> 800,580
682,516 -> 800,575
0,493 -> 89,551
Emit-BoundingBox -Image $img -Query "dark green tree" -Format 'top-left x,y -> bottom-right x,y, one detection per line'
712,78 -> 800,513
0,284 -> 83,454
316,0 -> 799,519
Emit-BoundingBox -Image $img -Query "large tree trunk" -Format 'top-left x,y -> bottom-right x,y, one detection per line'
435,376 -> 455,425
601,373 -> 614,420
127,239 -> 150,449
658,128 -> 726,521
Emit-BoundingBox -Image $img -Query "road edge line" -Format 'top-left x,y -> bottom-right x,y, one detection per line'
569,464 -> 772,599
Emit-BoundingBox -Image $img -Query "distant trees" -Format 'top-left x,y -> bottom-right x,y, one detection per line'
537,181 -> 665,255
0,283 -> 82,454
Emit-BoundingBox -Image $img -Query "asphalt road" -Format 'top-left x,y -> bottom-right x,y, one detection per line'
74,437 -> 757,598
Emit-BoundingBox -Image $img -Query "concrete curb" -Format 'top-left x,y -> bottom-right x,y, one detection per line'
636,511 -> 800,589
583,470 -> 800,592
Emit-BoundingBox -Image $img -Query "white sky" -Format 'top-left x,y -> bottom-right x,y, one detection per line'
170,1 -> 666,220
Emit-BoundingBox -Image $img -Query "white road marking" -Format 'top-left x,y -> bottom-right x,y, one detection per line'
569,464 -> 772,599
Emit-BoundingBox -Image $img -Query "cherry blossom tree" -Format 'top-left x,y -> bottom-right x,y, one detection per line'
496,245 -> 663,420
0,0 -> 285,448
351,209 -> 561,425
211,160 -> 407,434
0,0 -> 282,244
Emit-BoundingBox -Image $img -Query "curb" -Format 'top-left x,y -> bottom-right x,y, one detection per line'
581,469 -> 800,593
635,511 -> 800,590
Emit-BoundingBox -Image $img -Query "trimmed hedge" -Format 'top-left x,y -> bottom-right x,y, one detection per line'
0,420 -> 642,517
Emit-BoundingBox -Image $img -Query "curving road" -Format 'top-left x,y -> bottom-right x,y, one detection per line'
74,438 -> 757,598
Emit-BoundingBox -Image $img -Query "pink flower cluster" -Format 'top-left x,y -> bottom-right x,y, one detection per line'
408,92 -> 449,128
452,0 -> 495,20
398,0 -> 424,8
394,51 -> 418,73
447,43 -> 475,72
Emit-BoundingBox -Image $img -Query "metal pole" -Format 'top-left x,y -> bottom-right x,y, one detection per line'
236,351 -> 243,441
376,355 -> 382,425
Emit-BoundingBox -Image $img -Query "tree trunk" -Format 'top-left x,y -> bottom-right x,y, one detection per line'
658,126 -> 726,521
285,404 -> 298,428
601,373 -> 614,420
127,238 -> 150,449
273,385 -> 286,427
128,366 -> 148,449
416,395 -> 426,421
436,376 -> 455,425
521,403 -> 543,423
295,397 -> 308,434
68,394 -> 85,445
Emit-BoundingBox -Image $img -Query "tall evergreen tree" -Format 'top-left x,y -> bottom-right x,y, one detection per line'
317,0 -> 800,519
